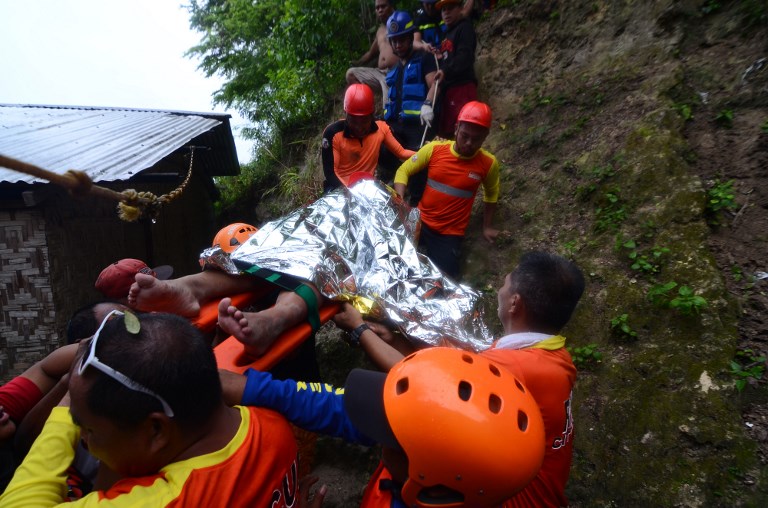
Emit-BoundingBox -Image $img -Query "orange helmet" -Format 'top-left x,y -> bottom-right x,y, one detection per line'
344,84 -> 375,116
384,348 -> 545,507
457,100 -> 492,129
212,223 -> 258,253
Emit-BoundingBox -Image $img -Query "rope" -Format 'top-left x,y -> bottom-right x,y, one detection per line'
420,52 -> 442,148
0,147 -> 196,222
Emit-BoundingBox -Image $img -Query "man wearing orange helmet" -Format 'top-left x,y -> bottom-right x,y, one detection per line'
331,250 -> 585,507
322,84 -> 415,192
220,346 -> 548,508
394,100 -> 499,278
218,251 -> 584,507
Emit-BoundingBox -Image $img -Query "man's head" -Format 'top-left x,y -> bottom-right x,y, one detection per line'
422,0 -> 439,17
498,251 -> 585,335
375,0 -> 395,23
454,101 -> 492,157
66,301 -> 129,344
345,347 -> 546,507
344,84 -> 375,139
436,0 -> 462,27
69,311 -> 222,476
387,11 -> 415,59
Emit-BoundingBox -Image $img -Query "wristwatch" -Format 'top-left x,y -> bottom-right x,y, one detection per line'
423,100 -> 433,106
349,323 -> 371,347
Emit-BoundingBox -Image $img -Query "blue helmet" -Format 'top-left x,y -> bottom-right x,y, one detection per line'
387,11 -> 415,38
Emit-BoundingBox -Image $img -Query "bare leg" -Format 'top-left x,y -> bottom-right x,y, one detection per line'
128,270 -> 255,317
217,289 -> 320,357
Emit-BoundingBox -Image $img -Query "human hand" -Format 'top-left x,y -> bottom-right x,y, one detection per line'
483,227 -> 500,243
299,475 -> 328,508
434,70 -> 445,83
367,321 -> 398,344
420,104 -> 434,126
332,303 -> 364,332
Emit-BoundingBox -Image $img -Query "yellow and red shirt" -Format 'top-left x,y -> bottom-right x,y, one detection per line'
394,140 -> 500,236
0,405 -> 300,507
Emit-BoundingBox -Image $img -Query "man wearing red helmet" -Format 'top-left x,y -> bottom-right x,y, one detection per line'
322,84 -> 415,192
394,100 -> 499,278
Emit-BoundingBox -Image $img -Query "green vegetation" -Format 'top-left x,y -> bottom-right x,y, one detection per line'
594,191 -> 626,232
705,179 -> 738,225
647,281 -> 707,315
714,109 -> 734,128
761,119 -> 768,133
187,0 -> 372,213
730,349 -> 766,392
669,285 -> 708,315
619,239 -> 669,275
673,103 -> 694,121
568,343 -> 603,368
610,314 -> 637,340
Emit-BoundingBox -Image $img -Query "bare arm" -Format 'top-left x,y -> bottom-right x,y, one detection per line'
354,38 -> 379,66
482,201 -> 499,243
22,343 -> 78,395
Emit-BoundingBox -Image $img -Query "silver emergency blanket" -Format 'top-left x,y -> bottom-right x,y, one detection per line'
201,179 -> 493,351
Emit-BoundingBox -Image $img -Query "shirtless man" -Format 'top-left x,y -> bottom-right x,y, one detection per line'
128,271 -> 323,358
345,0 -> 399,108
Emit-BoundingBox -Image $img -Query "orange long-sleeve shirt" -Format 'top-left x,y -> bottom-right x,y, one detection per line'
322,119 -> 415,190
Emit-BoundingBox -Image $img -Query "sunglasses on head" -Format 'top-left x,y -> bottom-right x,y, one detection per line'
78,309 -> 174,418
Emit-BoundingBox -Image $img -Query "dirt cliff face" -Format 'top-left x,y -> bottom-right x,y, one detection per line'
465,1 -> 768,505
297,2 -> 768,506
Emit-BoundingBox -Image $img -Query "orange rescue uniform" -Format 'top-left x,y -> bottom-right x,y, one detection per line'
393,140 -> 500,236
322,119 -> 415,190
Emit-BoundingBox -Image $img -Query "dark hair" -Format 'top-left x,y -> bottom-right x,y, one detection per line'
508,251 -> 585,334
84,313 -> 221,431
66,301 -> 126,344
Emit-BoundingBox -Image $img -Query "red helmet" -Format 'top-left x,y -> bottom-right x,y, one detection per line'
457,101 -> 492,128
344,84 -> 375,116
384,348 -> 545,507
212,223 -> 258,253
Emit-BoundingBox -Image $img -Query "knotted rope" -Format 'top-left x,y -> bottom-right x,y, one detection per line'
0,147 -> 196,222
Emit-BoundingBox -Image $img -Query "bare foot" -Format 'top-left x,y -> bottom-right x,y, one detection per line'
217,296 -> 306,357
128,273 -> 201,317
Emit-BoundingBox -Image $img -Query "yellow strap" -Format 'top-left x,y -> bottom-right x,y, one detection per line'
529,335 -> 566,350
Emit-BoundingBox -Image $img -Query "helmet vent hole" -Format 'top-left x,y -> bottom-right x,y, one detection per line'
517,410 -> 529,431
458,381 -> 472,401
488,394 -> 502,414
514,378 -> 526,393
396,377 -> 409,395
488,364 -> 501,377
229,238 -> 240,246
461,354 -> 474,364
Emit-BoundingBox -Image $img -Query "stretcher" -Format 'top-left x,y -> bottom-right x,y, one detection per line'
191,290 -> 339,373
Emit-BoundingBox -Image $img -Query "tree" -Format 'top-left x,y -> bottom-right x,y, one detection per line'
186,0 -> 373,144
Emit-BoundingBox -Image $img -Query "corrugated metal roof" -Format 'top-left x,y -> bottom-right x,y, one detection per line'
0,104 -> 238,184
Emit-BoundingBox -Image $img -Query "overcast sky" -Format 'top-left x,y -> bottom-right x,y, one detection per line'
0,0 -> 255,162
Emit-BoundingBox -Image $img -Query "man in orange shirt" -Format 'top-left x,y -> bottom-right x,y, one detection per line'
0,311 -> 302,507
332,250 -> 585,507
322,84 -> 415,192
394,100 -> 499,278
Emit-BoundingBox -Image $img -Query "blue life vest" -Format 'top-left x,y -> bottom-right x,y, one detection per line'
384,53 -> 427,122
418,19 -> 447,47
